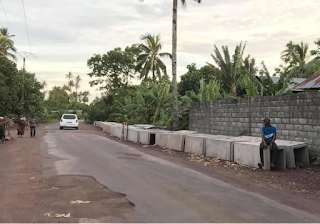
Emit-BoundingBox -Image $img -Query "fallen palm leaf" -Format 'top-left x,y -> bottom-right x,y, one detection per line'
70,200 -> 91,204
55,213 -> 71,218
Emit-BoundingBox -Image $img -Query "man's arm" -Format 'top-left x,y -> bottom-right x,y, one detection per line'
261,132 -> 267,147
272,133 -> 276,143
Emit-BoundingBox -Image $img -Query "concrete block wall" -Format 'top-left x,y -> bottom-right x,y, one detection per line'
190,92 -> 320,157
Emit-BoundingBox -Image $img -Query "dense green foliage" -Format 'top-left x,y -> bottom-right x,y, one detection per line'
0,56 -> 46,120
88,45 -> 141,92
2,24 -> 320,130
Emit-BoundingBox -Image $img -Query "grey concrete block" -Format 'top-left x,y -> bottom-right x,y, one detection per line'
127,128 -> 140,143
234,142 -> 261,168
185,134 -> 207,155
166,133 -> 186,152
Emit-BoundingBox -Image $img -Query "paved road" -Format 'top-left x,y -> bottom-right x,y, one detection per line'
41,123 -> 320,223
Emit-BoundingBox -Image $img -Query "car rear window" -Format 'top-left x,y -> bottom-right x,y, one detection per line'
63,115 -> 76,120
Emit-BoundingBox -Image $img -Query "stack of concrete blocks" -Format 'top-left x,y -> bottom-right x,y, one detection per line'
205,136 -> 239,161
233,139 -> 308,170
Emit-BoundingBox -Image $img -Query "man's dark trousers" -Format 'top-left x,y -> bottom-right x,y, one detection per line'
260,140 -> 278,164
30,126 -> 36,137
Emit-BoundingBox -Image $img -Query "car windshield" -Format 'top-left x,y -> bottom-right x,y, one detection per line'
63,115 -> 76,120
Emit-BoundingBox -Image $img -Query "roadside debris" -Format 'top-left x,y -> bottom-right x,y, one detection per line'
48,187 -> 59,190
55,213 -> 71,218
70,200 -> 91,204
142,145 -> 149,148
43,212 -> 50,217
29,176 -> 35,180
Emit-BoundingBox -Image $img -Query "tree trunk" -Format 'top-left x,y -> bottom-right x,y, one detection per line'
153,68 -> 156,82
172,0 -> 179,131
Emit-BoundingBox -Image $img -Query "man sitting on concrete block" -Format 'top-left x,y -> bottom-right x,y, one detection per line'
258,118 -> 278,169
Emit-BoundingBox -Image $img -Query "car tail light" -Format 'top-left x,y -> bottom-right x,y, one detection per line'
60,119 -> 63,122
76,120 -> 78,123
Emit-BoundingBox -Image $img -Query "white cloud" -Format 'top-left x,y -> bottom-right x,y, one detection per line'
1,0 -> 319,102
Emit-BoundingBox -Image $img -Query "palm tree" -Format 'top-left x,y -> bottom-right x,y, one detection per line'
66,72 -> 73,80
74,75 -> 81,101
139,0 -> 202,130
207,42 -> 247,97
136,34 -> 171,82
0,27 -> 17,60
172,0 -> 202,130
281,41 -> 310,77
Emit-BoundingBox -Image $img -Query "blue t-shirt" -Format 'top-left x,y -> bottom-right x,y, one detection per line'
262,126 -> 276,141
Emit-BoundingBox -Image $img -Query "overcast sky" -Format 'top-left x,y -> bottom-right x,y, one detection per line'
1,0 -> 319,102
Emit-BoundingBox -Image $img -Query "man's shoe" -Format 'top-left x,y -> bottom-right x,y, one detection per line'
271,163 -> 275,169
258,163 -> 264,169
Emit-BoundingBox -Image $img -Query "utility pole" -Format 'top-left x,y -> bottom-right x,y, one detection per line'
16,51 -> 36,102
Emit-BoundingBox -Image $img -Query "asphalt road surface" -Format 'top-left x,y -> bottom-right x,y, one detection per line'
41,123 -> 320,223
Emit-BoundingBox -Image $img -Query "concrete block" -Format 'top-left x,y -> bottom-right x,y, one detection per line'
275,140 -> 309,168
155,131 -> 173,148
166,133 -> 186,152
101,123 -> 111,133
110,125 -> 124,139
185,134 -> 214,155
139,130 -> 152,145
234,142 -> 261,168
205,136 -> 260,162
263,147 -> 286,171
127,128 -> 140,143
205,138 -> 234,161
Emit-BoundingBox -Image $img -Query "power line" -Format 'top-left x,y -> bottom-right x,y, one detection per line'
21,0 -> 32,53
0,0 -> 21,52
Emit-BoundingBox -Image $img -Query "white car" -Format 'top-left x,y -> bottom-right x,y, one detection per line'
60,114 -> 79,129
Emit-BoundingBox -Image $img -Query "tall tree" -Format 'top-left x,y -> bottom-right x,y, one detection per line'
0,27 -> 17,60
88,45 -> 141,93
281,41 -> 310,77
136,34 -> 171,82
74,75 -> 82,101
172,0 -> 202,130
48,86 -> 70,109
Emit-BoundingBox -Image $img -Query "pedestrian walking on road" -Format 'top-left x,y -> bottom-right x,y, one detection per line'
29,115 -> 39,137
16,114 -> 27,138
258,118 -> 278,169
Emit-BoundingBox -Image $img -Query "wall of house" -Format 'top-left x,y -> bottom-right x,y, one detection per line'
189,92 -> 320,157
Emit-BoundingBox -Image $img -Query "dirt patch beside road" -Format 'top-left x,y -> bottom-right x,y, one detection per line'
0,125 -> 134,223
